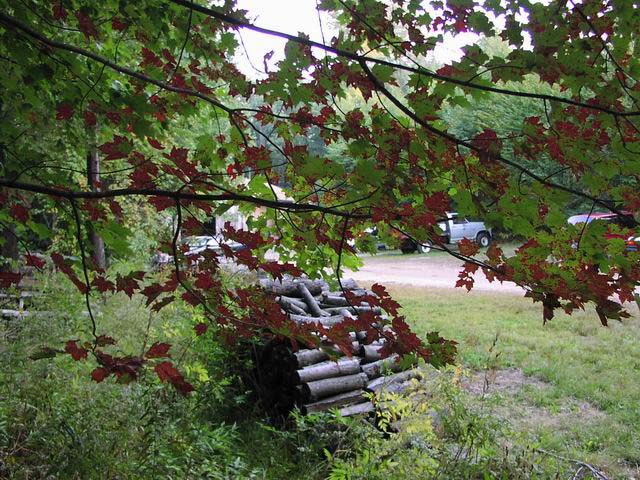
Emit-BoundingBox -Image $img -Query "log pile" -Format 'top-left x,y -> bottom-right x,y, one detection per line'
253,277 -> 423,417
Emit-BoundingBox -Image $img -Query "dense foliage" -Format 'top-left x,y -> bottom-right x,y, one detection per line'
0,0 -> 639,393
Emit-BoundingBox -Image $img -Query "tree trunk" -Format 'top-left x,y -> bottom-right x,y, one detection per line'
87,127 -> 106,270
1,224 -> 19,268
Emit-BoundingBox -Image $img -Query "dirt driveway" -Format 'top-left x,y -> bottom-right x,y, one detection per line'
349,251 -> 525,294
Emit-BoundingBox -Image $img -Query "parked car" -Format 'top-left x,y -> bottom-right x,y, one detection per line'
567,212 -> 635,229
152,235 -> 245,266
349,227 -> 388,252
567,211 -> 637,252
400,212 -> 492,254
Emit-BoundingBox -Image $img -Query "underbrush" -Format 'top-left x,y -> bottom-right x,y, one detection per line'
0,269 -> 322,479
1,270 -> 624,479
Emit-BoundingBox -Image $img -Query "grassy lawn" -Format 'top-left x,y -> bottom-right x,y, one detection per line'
390,285 -> 640,479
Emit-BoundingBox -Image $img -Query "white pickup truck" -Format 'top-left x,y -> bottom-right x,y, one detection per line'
400,212 -> 492,254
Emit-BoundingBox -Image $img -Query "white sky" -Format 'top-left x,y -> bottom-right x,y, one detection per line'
234,0 -> 484,78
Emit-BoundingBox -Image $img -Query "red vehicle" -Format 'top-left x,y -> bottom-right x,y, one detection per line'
567,212 -> 637,251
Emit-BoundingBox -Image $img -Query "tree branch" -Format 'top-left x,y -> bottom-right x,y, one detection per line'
0,178 -> 369,219
169,0 -> 640,118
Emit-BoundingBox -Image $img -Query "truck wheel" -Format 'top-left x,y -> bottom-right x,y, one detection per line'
418,241 -> 432,254
476,232 -> 491,248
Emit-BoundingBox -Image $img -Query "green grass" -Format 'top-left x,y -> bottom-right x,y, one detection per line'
391,285 -> 640,478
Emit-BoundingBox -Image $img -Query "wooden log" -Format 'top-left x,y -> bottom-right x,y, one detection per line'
366,369 -> 422,393
360,344 -> 384,363
320,295 -> 350,307
375,380 -> 414,397
260,278 -> 327,297
361,354 -> 402,379
292,349 -> 329,368
338,278 -> 359,290
301,372 -> 369,402
294,358 -> 361,384
297,283 -> 328,317
301,389 -> 366,414
355,331 -> 368,342
320,341 -> 360,355
323,306 -> 382,315
278,296 -> 309,312
280,301 -> 306,315
289,314 -> 350,328
325,288 -> 373,297
338,401 -> 374,417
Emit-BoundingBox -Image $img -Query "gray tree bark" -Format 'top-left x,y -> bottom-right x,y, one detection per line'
87,126 -> 106,270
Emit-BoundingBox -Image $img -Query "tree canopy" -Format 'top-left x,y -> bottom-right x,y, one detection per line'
1,0 -> 639,393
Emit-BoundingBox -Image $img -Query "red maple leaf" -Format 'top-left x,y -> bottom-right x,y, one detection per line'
471,129 -> 502,162
99,135 -> 131,160
0,272 -> 21,288
371,283 -> 389,298
91,367 -> 109,383
95,335 -> 116,347
147,138 -> 165,150
424,191 -> 450,214
111,17 -> 127,31
10,204 -> 29,222
149,196 -> 174,212
92,275 -> 115,293
52,2 -> 67,20
64,340 -> 88,361
25,254 -> 45,269
154,360 -> 181,382
436,64 -> 456,77
458,238 -> 480,256
145,342 -> 171,359
191,76 -> 213,95
141,47 -> 163,68
51,253 -> 88,294
83,110 -> 97,127
194,323 -> 208,336
76,11 -> 99,40
154,361 -> 194,394
115,270 -> 145,297
108,199 -> 123,218
56,103 -> 74,121
105,111 -> 121,125
151,296 -> 175,312
181,290 -> 202,306
194,272 -> 216,290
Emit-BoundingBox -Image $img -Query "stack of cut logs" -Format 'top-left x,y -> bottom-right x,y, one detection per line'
254,277 -> 422,417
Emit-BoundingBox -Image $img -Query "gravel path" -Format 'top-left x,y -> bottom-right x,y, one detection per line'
349,251 -> 525,294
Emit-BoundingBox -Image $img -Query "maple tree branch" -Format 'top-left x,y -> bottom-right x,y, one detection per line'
0,12 -> 229,110
169,0 -> 640,118
358,61 -> 635,223
0,179 -> 370,219
69,198 -> 98,343
0,12 -> 281,160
